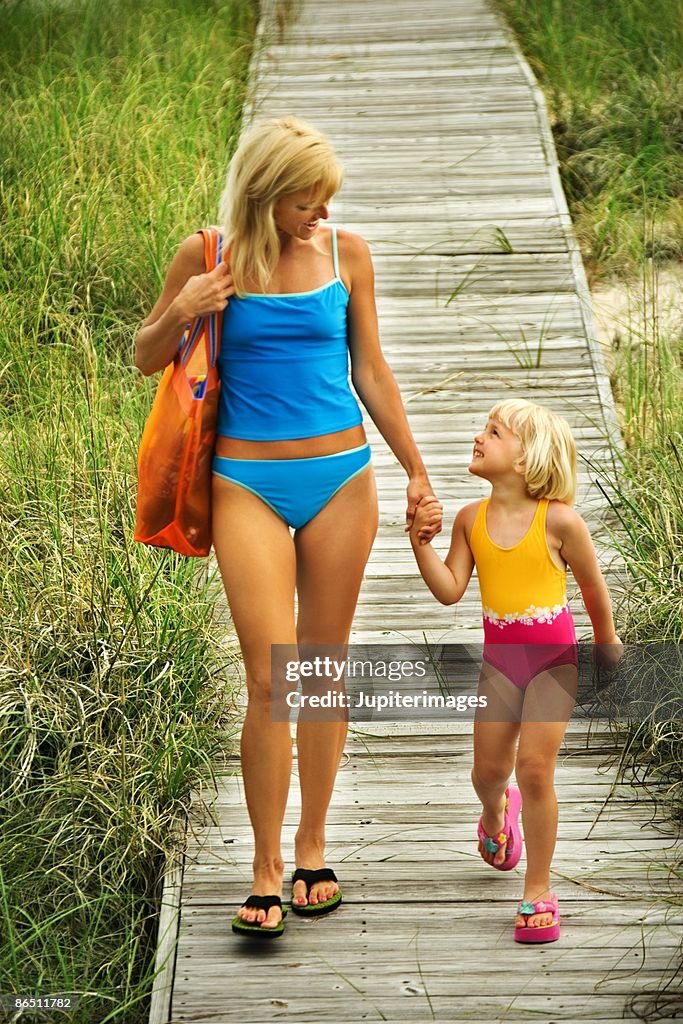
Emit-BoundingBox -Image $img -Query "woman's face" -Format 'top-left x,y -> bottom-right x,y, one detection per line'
273,187 -> 331,240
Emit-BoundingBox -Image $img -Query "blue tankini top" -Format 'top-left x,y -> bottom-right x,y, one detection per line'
215,226 -> 363,441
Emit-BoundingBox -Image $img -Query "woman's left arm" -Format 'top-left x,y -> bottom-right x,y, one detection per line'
343,231 -> 440,537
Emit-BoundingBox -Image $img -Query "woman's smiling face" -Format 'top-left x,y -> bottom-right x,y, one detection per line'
273,186 -> 332,240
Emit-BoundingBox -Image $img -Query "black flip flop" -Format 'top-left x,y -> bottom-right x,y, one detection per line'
232,894 -> 287,938
290,868 -> 343,916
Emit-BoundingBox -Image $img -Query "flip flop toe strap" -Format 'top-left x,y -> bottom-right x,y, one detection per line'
292,867 -> 338,888
240,894 -> 286,916
517,896 -> 557,918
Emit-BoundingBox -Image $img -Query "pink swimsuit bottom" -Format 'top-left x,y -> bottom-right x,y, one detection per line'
482,605 -> 578,691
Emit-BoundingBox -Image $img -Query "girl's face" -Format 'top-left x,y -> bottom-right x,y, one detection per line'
469,417 -> 524,479
273,187 -> 332,241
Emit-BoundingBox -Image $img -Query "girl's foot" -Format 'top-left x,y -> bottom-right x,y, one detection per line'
516,886 -> 555,928
477,786 -> 523,871
477,791 -> 508,867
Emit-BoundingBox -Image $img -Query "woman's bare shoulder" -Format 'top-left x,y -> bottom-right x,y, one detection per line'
335,226 -> 370,257
333,228 -> 370,268
172,230 -> 206,273
334,228 -> 372,294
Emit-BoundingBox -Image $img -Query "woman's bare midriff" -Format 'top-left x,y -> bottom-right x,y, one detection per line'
214,423 -> 367,459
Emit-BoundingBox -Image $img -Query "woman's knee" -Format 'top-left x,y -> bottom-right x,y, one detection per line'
245,667 -> 278,710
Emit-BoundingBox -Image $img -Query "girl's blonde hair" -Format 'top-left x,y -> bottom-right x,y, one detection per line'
488,398 -> 577,505
217,116 -> 344,296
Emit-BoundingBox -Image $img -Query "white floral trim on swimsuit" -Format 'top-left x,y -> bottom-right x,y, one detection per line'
483,602 -> 570,628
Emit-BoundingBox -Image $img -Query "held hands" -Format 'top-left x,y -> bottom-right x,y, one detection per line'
174,260 -> 234,321
407,492 -> 443,546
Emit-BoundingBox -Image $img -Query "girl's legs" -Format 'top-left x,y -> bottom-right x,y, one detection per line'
514,663 -> 577,927
472,662 -> 523,867
212,475 -> 298,929
291,465 -> 378,907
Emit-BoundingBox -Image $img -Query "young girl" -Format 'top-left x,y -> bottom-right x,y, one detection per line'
409,398 -> 622,943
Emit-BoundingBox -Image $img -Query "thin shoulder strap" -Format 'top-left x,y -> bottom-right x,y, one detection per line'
331,225 -> 340,279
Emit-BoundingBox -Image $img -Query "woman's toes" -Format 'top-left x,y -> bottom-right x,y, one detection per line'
292,882 -> 308,906
309,882 -> 336,904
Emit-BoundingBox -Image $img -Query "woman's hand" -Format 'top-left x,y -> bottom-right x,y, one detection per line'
135,234 -> 234,376
173,260 -> 234,322
405,475 -> 442,541
409,495 -> 443,546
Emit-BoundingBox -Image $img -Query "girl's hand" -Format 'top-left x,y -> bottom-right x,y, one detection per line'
594,633 -> 624,667
173,260 -> 234,321
405,477 -> 442,541
409,495 -> 443,546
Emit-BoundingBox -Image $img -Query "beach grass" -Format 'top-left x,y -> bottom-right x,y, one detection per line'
0,0 -> 257,1019
495,0 -> 683,281
496,1 -> 683,1012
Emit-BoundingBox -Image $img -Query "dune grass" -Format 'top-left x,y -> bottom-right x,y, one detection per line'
495,0 -> 683,281
0,0 -> 257,1019
495,2 -> 683,1014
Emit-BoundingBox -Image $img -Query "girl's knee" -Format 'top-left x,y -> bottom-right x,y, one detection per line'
472,759 -> 512,788
515,753 -> 556,794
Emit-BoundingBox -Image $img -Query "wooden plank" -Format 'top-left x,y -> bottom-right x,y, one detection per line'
168,994 -> 671,1024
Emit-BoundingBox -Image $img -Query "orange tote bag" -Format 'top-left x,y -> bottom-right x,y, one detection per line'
134,228 -> 226,557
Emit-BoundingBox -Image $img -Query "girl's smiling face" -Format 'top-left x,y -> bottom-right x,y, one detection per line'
469,417 -> 524,479
273,186 -> 332,240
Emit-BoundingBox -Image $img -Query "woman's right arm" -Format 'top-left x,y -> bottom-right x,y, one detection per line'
133,231 -> 233,376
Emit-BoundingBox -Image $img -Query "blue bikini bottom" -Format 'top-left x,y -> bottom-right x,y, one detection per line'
211,443 -> 372,529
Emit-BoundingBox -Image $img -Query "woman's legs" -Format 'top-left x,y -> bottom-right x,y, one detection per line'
212,475 -> 298,929
291,465 -> 378,907
514,663 -> 577,927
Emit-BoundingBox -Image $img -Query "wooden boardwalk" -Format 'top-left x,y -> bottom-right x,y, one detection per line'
149,1 -> 681,1022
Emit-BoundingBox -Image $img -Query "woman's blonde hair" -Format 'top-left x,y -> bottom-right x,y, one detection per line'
488,398 -> 577,505
217,116 -> 344,295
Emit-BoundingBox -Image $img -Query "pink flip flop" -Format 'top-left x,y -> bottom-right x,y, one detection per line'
476,785 -> 523,871
514,891 -> 561,943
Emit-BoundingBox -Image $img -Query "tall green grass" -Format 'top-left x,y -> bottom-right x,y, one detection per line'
593,265 -> 683,845
495,0 -> 683,279
0,1 -> 256,1020
496,2 -> 683,1014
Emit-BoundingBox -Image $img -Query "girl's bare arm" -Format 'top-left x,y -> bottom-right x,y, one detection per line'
410,499 -> 476,605
555,505 -> 620,644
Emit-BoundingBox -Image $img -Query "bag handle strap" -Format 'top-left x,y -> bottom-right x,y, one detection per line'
179,227 -> 228,369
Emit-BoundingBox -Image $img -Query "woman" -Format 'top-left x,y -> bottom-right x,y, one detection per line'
134,116 -> 440,937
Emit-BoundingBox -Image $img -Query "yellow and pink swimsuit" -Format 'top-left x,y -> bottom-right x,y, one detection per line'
469,497 -> 578,689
